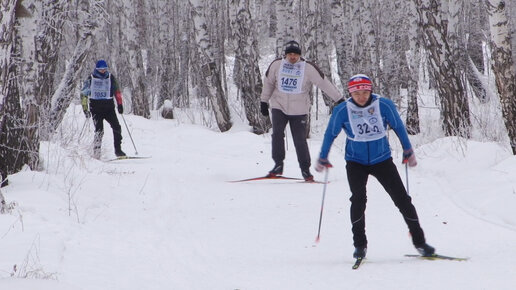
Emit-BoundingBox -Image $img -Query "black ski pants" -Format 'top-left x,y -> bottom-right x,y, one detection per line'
270,109 -> 310,171
90,100 -> 122,150
346,158 -> 426,247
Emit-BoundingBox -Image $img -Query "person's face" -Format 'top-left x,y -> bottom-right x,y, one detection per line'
97,69 -> 107,73
286,52 -> 300,64
350,90 -> 371,106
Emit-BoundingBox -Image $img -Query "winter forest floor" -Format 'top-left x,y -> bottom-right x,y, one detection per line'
1,106 -> 515,289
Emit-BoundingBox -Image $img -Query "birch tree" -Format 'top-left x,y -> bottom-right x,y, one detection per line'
415,0 -> 471,138
302,0 -> 335,111
190,0 -> 231,132
405,0 -> 422,134
485,0 -> 516,154
229,0 -> 270,134
349,0 -> 376,78
123,0 -> 150,118
173,0 -> 192,108
275,0 -> 297,56
463,0 -> 488,102
331,0 -> 353,89
47,0 -> 107,135
0,0 -> 23,186
15,0 -> 67,169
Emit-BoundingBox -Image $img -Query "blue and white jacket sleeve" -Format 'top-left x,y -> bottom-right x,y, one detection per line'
381,98 -> 412,151
319,104 -> 347,159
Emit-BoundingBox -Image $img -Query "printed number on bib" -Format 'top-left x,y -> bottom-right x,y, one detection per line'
281,78 -> 297,87
356,123 -> 380,135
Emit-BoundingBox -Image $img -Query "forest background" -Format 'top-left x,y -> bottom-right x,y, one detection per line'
1,0 -> 515,184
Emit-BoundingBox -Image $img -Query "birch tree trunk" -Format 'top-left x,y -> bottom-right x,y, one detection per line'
173,1 -> 192,108
275,0 -> 296,56
0,0 -> 22,185
47,0 -> 106,136
415,0 -> 471,138
191,0 -> 232,132
485,0 -> 516,154
331,0 -> 353,89
125,0 -> 150,118
463,0 -> 488,102
0,0 -> 18,138
229,0 -> 270,134
406,0 -> 421,134
306,0 -> 334,110
17,0 -> 66,168
350,0 -> 375,77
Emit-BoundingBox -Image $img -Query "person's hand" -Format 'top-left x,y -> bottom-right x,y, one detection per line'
117,104 -> 123,114
402,148 -> 417,167
84,110 -> 91,118
260,102 -> 269,116
315,158 -> 333,172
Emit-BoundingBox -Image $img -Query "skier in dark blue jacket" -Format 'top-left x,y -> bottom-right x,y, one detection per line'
81,60 -> 126,159
315,74 -> 434,259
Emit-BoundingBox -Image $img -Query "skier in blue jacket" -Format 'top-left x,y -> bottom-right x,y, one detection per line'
315,74 -> 434,259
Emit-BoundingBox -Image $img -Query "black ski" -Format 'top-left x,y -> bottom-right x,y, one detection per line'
107,156 -> 151,162
352,257 -> 364,269
405,254 -> 469,261
228,175 -> 303,183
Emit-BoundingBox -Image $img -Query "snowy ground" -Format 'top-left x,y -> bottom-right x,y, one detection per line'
1,106 -> 515,290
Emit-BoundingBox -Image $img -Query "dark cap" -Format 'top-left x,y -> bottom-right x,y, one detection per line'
284,41 -> 301,55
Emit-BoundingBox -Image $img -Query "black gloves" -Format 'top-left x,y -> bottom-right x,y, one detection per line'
260,102 -> 269,116
117,104 -> 124,114
84,110 -> 91,118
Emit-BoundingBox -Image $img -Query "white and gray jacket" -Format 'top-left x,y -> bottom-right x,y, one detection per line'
260,58 -> 343,115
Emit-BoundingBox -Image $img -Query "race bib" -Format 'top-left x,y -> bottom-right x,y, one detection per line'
90,74 -> 112,100
347,99 -> 386,142
277,59 -> 305,94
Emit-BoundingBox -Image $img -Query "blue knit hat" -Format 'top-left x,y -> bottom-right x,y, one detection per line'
95,59 -> 108,70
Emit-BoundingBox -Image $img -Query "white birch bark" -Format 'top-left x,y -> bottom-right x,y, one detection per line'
123,0 -> 150,118
406,0 -> 421,134
17,0 -> 66,166
0,0 -> 20,184
485,0 -> 516,154
190,0 -> 231,132
331,0 -> 352,88
275,0 -> 296,56
0,0 -> 19,131
47,0 -> 106,135
229,0 -> 270,134
359,0 -> 377,79
415,0 -> 471,138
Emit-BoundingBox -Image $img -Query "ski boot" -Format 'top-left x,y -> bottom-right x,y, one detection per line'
353,246 -> 367,259
266,163 -> 283,177
415,243 -> 435,257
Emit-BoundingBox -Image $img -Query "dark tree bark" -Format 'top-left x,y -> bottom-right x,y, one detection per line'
415,0 -> 472,138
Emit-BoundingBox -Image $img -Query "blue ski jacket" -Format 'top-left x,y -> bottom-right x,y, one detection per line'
319,93 -> 413,165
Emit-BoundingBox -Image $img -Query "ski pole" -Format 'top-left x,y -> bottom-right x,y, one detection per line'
315,168 -> 330,243
120,113 -> 138,155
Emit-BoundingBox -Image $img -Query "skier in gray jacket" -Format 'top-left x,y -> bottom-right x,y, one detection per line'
260,40 -> 344,181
